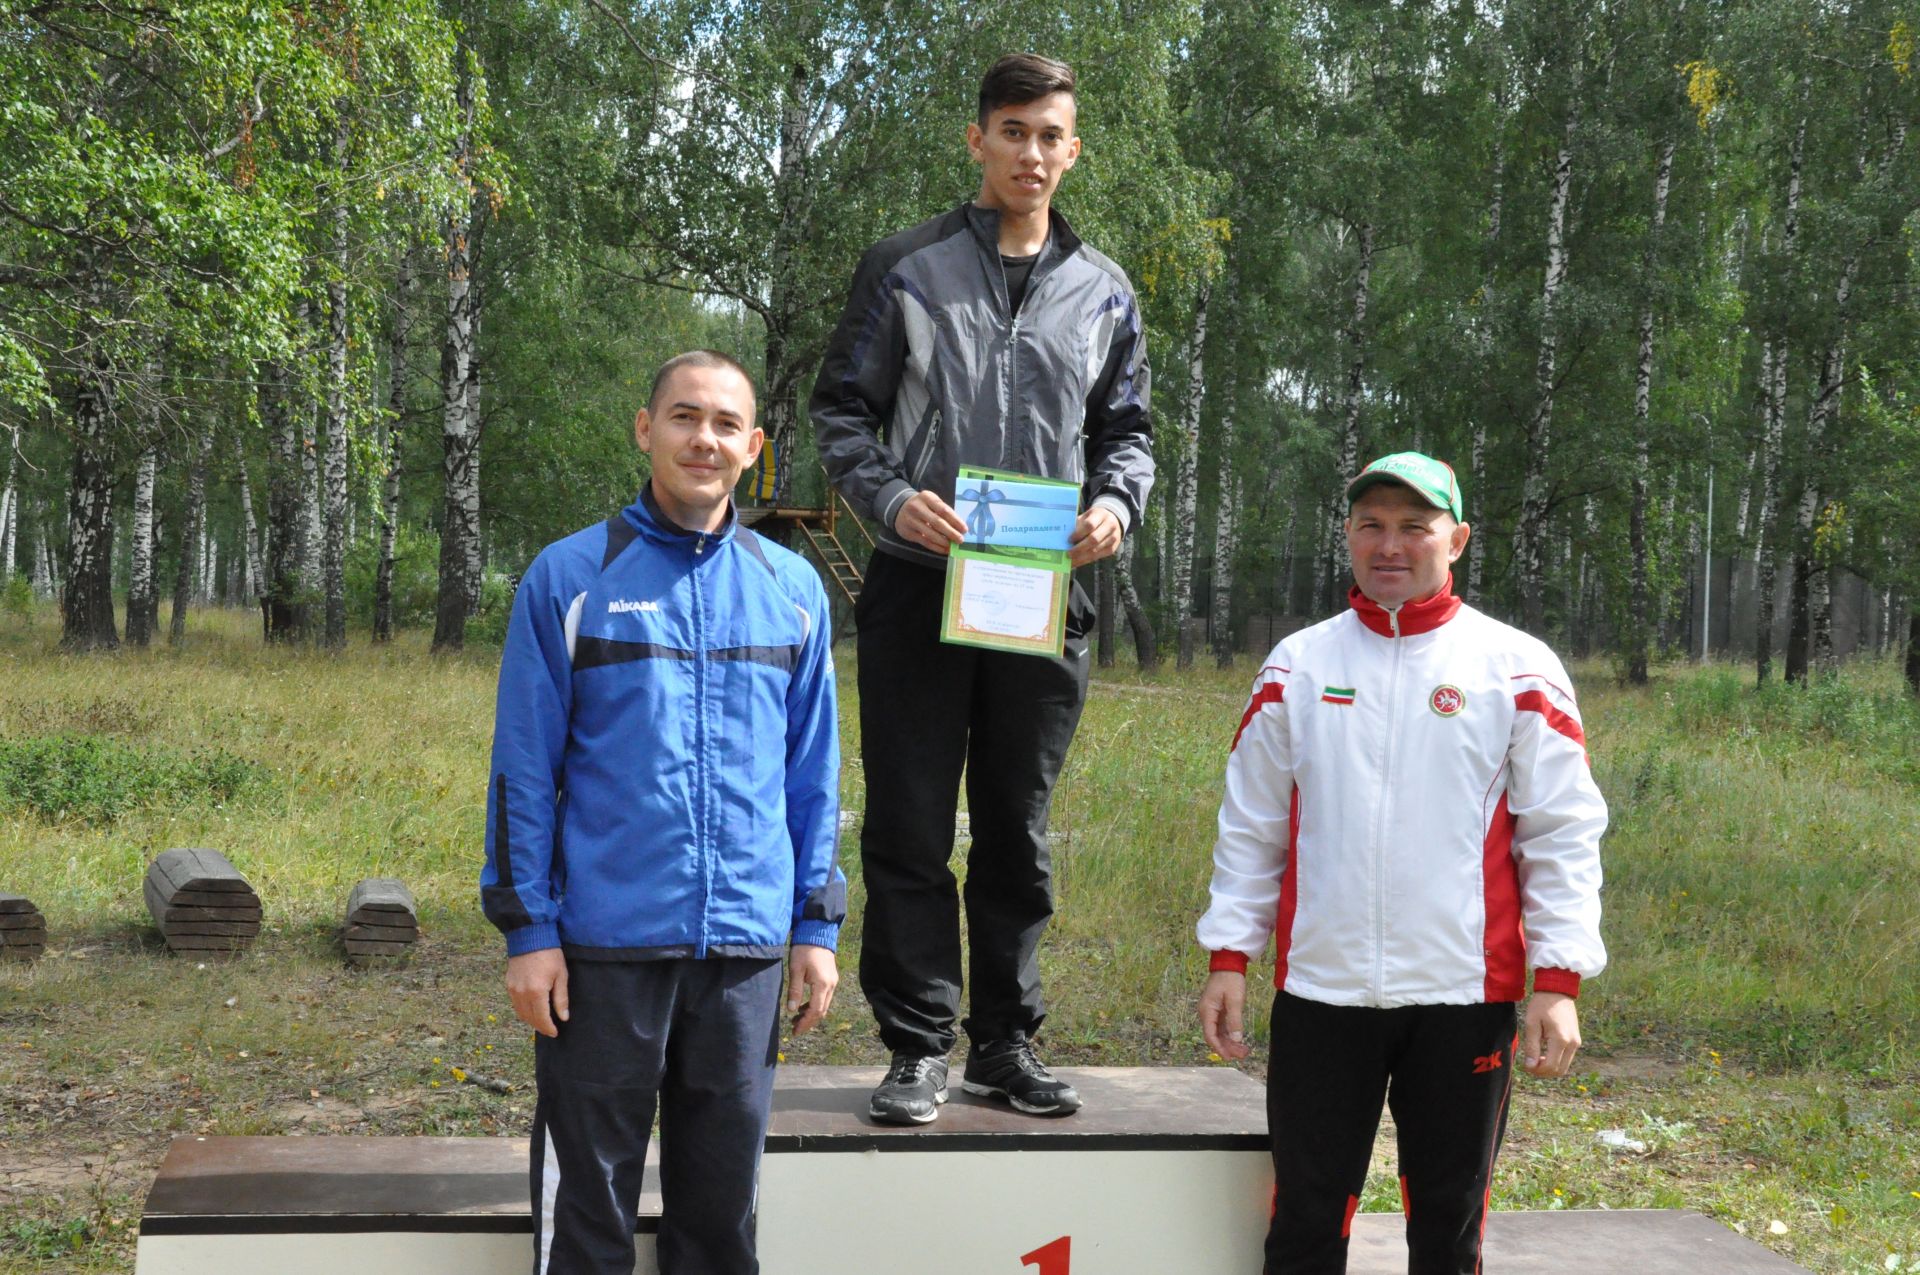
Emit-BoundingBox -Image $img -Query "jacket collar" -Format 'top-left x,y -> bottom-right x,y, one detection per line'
962,202 -> 1083,272
1348,575 -> 1462,638
626,483 -> 739,548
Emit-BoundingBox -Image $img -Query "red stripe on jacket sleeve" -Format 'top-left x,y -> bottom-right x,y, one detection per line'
1210,949 -> 1250,974
1513,689 -> 1587,751
1231,682 -> 1285,752
1532,967 -> 1582,998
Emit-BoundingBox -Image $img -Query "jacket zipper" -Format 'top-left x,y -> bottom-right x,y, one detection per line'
1369,606 -> 1405,1002
908,407 -> 941,487
693,531 -> 710,957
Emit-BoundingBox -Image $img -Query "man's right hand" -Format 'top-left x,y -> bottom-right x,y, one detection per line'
893,490 -> 966,555
1199,969 -> 1250,1060
506,949 -> 569,1038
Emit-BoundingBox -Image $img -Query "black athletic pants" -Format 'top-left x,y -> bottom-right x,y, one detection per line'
1265,991 -> 1518,1275
855,550 -> 1092,1057
531,957 -> 783,1275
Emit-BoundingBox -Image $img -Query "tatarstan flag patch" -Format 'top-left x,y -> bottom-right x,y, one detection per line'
1321,686 -> 1356,706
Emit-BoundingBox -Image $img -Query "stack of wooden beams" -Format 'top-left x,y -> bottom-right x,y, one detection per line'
0,894 -> 46,963
342,878 -> 417,967
143,849 -> 262,955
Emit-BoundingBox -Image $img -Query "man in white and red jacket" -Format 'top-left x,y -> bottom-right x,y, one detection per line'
1196,451 -> 1606,1275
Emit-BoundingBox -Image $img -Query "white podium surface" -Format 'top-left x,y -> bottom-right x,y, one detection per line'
755,1065 -> 1272,1274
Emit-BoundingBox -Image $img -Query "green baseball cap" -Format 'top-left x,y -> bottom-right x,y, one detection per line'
1345,451 -> 1464,521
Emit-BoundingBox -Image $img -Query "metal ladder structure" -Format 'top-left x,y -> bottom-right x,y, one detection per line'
796,487 -> 870,607
739,470 -> 871,608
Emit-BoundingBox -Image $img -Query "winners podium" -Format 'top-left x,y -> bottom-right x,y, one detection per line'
136,1065 -> 1807,1274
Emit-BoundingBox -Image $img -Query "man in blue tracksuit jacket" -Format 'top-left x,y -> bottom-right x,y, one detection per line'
482,350 -> 846,1275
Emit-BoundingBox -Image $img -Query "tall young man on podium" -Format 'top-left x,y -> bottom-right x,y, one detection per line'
484,351 -> 844,1274
1196,452 -> 1607,1274
812,54 -> 1154,1125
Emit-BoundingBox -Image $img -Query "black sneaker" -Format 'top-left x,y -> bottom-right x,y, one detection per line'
961,1037 -> 1082,1116
868,1052 -> 950,1125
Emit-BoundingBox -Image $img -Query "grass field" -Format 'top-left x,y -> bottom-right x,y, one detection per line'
2,603 -> 1917,1272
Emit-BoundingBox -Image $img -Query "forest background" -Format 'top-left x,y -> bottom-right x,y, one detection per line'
3,0 -> 1918,680
3,2 -> 1920,1273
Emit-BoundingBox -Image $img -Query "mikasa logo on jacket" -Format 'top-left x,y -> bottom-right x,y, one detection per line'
607,598 -> 660,614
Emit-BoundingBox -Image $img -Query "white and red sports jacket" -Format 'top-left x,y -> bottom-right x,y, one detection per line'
1197,579 -> 1606,1006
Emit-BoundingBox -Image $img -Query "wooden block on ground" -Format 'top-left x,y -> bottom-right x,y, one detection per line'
341,880 -> 417,967
1,896 -> 48,962
150,849 -> 256,896
144,877 -> 262,925
344,922 -> 416,943
145,851 -> 260,955
158,934 -> 255,951
345,878 -> 416,925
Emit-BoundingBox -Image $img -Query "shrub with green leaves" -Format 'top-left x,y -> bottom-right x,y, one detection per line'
0,735 -> 269,823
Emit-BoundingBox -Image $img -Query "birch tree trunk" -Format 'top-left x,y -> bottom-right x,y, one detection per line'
762,59 -> 811,507
1516,98 -> 1577,634
127,446 -> 158,645
376,249 -> 416,642
1170,283 -> 1208,670
322,128 -> 352,649
169,426 -> 212,644
1114,532 -> 1158,671
1467,63 -> 1509,608
233,434 -> 259,605
1626,137 -> 1675,684
0,426 -> 16,579
435,190 -> 482,650
1754,116 -> 1804,687
263,352 -> 311,644
61,367 -> 119,651
1733,436 -> 1758,545
1325,220 -> 1375,614
1211,433 -> 1237,668
434,35 -> 482,652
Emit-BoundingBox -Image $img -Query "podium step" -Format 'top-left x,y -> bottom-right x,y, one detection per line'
135,1066 -> 1808,1274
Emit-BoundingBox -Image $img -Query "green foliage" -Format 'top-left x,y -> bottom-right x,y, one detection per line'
0,1214 -> 93,1258
345,524 -> 440,631
468,573 -> 517,647
1665,663 -> 1920,783
0,574 -> 30,626
0,735 -> 269,824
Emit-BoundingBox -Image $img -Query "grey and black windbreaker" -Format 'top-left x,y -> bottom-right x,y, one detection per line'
810,202 -> 1154,566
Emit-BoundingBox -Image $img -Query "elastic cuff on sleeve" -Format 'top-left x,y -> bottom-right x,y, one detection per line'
504,922 -> 561,957
877,480 -> 916,530
1090,492 -> 1133,534
1532,967 -> 1582,998
1209,949 -> 1250,974
791,920 -> 841,952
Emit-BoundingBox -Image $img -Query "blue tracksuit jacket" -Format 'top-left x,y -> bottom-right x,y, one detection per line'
481,488 -> 846,959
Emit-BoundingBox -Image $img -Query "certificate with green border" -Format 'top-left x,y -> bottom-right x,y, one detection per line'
939,467 -> 1076,656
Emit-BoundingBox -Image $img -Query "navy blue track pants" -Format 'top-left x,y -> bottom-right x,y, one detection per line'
531,957 -> 782,1275
1264,991 -> 1519,1275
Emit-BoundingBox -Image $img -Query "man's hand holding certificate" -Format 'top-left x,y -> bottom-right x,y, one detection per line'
939,467 -> 1080,656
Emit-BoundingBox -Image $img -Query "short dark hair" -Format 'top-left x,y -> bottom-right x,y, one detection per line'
648,349 -> 756,416
978,53 -> 1075,124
